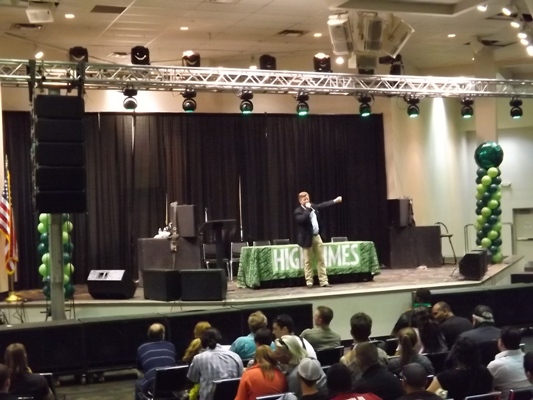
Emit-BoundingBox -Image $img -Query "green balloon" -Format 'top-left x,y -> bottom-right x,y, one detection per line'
475,192 -> 483,200
477,184 -> 485,193
476,215 -> 487,224
481,175 -> 492,186
491,191 -> 502,201
62,221 -> 73,232
474,222 -> 483,231
487,167 -> 500,178
488,199 -> 500,209
481,207 -> 492,217
492,252 -> 504,263
62,231 -> 70,244
39,213 -> 50,224
474,141 -> 504,168
37,223 -> 47,234
41,253 -> 50,265
38,263 -> 48,277
493,222 -> 502,231
63,274 -> 70,284
487,230 -> 499,240
64,263 -> 74,275
481,237 -> 492,248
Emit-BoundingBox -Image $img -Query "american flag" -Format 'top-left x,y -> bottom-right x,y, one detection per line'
0,168 -> 18,275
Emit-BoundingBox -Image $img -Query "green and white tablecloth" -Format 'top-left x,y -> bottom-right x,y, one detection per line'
237,241 -> 380,288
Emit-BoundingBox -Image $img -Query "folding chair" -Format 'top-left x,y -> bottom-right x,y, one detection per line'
141,365 -> 190,400
464,392 -> 501,400
315,346 -> 344,366
272,239 -> 290,245
212,377 -> 241,400
253,240 -> 271,246
230,241 -> 248,281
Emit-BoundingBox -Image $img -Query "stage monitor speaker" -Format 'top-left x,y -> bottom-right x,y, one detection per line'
87,270 -> 136,299
143,270 -> 181,301
387,199 -> 410,227
459,252 -> 487,280
180,269 -> 227,301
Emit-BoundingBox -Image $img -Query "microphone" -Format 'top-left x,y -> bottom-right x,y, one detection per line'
305,202 -> 315,211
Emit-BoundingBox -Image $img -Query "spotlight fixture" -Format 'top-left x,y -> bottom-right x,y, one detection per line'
296,91 -> 309,116
313,53 -> 331,72
502,3 -> 513,16
259,54 -> 277,70
182,88 -> 197,113
131,46 -> 150,65
239,90 -> 254,114
357,94 -> 372,117
511,19 -> 521,29
461,98 -> 474,118
510,97 -> 523,118
404,95 -> 420,118
123,87 -> 138,110
69,46 -> 89,62
182,50 -> 201,67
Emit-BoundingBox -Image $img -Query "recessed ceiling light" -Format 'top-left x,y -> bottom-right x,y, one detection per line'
472,57 -> 475,61
65,13 -> 75,19
447,34 -> 456,38
180,27 -> 189,31
477,4 -> 487,12
314,33 -> 322,38
511,20 -> 521,28
335,56 -> 344,64
35,51 -> 43,59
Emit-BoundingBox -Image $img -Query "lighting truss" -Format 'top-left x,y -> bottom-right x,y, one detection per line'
2,58 -> 533,98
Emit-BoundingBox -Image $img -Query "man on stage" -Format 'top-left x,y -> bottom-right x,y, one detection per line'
294,191 -> 342,288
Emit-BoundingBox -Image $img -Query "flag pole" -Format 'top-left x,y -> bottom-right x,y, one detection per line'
3,156 -> 20,303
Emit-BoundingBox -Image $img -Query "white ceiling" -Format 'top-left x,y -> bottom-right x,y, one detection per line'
1,0 -> 533,78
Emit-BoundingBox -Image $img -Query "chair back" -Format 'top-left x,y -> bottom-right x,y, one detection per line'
257,393 -> 294,400
272,239 -> 290,245
479,340 -> 499,366
384,337 -> 399,356
423,351 -> 449,374
40,372 -> 57,400
510,388 -> 533,400
316,346 -> 344,366
464,391 -> 501,400
231,242 -> 248,258
253,240 -> 271,247
331,237 -> 348,242
152,365 -> 190,399
203,243 -> 218,259
212,377 -> 241,400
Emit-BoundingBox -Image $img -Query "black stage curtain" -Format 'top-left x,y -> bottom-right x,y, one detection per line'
3,111 -> 387,289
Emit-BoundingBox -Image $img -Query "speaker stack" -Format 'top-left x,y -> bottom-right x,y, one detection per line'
459,251 -> 488,280
87,270 -> 136,299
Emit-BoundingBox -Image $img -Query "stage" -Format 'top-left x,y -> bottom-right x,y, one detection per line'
1,255 -> 525,339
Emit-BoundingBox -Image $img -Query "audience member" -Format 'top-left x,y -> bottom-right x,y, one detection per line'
388,327 -> 434,376
327,363 -> 382,400
392,288 -> 432,336
273,314 -> 316,358
427,336 -> 493,400
353,342 -> 404,400
297,357 -> 328,400
432,302 -> 473,348
246,328 -> 275,368
396,363 -> 442,400
300,306 -> 341,351
410,307 -> 448,354
341,313 -> 389,382
0,364 -> 17,400
135,323 -> 176,400
488,327 -> 530,392
231,311 -> 269,359
4,343 -> 53,400
235,345 -> 287,400
274,335 -> 327,398
182,321 -> 211,364
187,328 -> 243,400
523,352 -> 533,383
459,305 -> 501,346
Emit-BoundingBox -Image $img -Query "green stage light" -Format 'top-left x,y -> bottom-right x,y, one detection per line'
296,91 -> 309,116
461,98 -> 474,119
510,98 -> 523,119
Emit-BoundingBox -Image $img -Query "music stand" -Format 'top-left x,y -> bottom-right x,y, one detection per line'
199,219 -> 236,271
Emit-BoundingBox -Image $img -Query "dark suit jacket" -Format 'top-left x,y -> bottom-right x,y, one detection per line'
294,200 -> 336,248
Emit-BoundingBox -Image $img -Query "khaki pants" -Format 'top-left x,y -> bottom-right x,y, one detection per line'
302,235 -> 328,286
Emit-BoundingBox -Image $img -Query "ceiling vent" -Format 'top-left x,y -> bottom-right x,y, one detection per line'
26,2 -> 55,24
277,29 -> 307,37
12,23 -> 43,31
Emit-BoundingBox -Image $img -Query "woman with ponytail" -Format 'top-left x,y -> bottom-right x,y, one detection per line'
388,327 -> 434,376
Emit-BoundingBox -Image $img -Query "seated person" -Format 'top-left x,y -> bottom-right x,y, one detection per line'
273,314 -> 316,358
235,345 -> 287,400
392,288 -> 432,336
135,323 -> 177,400
0,363 -> 18,400
327,363 -> 382,400
300,306 -> 341,351
409,307 -> 447,354
432,302 -> 472,349
187,328 -> 243,400
231,311 -> 269,360
524,351 -> 533,383
246,328 -> 275,368
297,357 -> 328,400
5,343 -> 53,400
396,363 -> 442,400
388,328 -> 434,376
182,321 -> 211,364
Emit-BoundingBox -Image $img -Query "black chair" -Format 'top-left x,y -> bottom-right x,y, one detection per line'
331,236 -> 348,242
212,377 -> 241,400
142,365 -> 189,400
230,241 -> 248,281
272,239 -> 290,245
315,346 -> 344,366
509,388 -> 533,400
203,243 -> 231,277
423,351 -> 449,374
384,338 -> 399,356
253,240 -> 271,246
464,392 -> 501,400
257,393 -> 294,400
479,340 -> 499,366
40,373 -> 57,400
241,358 -> 253,368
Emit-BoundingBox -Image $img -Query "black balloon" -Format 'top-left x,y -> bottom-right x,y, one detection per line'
482,193 -> 492,202
489,245 -> 499,254
476,238 -> 482,246
476,207 -> 483,215
493,238 -> 502,247
477,230 -> 485,239
477,168 -> 488,177
488,184 -> 498,193
476,200 -> 485,208
489,215 -> 499,224
482,223 -> 492,233
493,177 -> 502,185
476,176 -> 482,184
492,208 -> 502,216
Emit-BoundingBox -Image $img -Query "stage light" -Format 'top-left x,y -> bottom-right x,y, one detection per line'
313,53 -> 331,72
296,91 -> 309,116
131,46 -> 150,65
259,54 -> 276,70
511,19 -> 521,28
461,98 -> 474,118
182,50 -> 201,67
379,54 -> 404,75
510,97 -> 523,118
182,88 -> 197,113
404,95 -> 420,118
123,87 -> 138,110
69,46 -> 88,62
357,94 -> 372,117
238,90 -> 254,114
502,3 -> 513,16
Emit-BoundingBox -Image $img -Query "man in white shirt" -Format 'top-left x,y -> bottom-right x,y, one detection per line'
488,327 -> 531,393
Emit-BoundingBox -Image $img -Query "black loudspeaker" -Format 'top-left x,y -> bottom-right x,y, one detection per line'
169,204 -> 197,238
459,252 -> 487,280
87,270 -> 136,299
387,199 -> 410,227
180,269 -> 227,301
143,270 -> 181,301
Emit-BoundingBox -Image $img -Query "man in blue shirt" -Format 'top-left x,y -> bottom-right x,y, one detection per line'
230,311 -> 269,360
135,323 -> 176,400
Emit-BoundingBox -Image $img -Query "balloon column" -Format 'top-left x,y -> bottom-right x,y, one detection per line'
37,213 -> 75,299
474,141 -> 504,264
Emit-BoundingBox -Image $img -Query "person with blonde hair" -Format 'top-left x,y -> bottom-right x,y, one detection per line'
231,311 -> 269,359
4,343 -> 53,400
183,321 -> 212,364
388,327 -> 433,376
235,345 -> 287,400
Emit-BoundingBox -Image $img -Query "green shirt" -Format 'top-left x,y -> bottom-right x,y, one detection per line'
300,327 -> 341,351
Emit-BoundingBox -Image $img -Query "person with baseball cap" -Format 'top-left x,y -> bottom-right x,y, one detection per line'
297,357 -> 327,400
